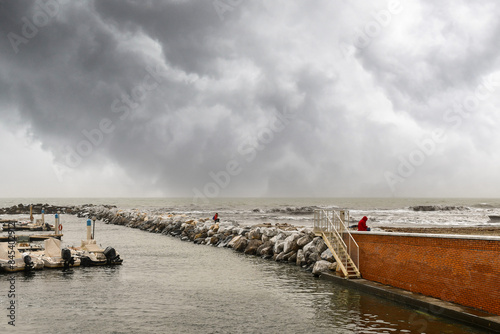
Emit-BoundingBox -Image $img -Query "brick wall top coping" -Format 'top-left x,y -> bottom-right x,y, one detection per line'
350,231 -> 500,241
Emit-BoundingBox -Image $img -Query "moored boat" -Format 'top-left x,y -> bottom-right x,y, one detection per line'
0,243 -> 44,272
74,240 -> 123,266
31,238 -> 80,269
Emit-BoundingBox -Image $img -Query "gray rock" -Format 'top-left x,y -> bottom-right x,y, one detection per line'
248,228 -> 262,240
302,239 -> 316,254
282,233 -> 300,254
296,249 -> 306,266
296,234 -> 313,247
307,252 -> 321,265
263,227 -> 278,237
321,248 -> 335,262
273,240 -> 285,254
312,260 -> 335,276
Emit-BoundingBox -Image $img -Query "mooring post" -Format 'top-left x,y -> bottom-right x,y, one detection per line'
92,216 -> 96,240
55,213 -> 60,235
87,219 -> 92,240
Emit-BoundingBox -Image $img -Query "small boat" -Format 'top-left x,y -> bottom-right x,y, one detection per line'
1,220 -> 54,231
0,243 -> 44,272
75,240 -> 123,266
31,238 -> 80,269
0,234 -> 63,242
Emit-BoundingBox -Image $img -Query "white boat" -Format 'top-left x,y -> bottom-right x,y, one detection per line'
1,220 -> 54,231
0,243 -> 44,272
31,238 -> 80,269
75,240 -> 123,266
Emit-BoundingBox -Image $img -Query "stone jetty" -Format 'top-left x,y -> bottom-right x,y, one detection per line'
0,203 -> 337,276
0,203 -> 116,215
76,206 -> 337,276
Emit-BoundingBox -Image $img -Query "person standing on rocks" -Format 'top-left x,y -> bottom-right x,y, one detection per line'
358,216 -> 370,231
213,213 -> 220,223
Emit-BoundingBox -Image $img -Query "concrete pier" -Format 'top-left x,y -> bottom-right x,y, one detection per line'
320,272 -> 500,333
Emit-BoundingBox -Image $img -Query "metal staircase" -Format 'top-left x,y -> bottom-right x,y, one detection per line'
313,209 -> 361,279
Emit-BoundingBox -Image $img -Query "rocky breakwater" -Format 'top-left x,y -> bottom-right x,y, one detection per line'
78,206 -> 338,276
410,205 -> 469,211
0,203 -> 116,215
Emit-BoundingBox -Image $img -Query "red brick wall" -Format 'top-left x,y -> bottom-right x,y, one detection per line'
351,233 -> 500,316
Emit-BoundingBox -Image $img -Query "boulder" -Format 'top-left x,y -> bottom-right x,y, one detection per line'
227,235 -> 242,248
248,228 -> 262,240
312,260 -> 335,276
194,232 -> 207,240
303,237 -> 327,254
307,252 -> 321,265
263,227 -> 278,238
256,241 -> 273,256
244,239 -> 263,255
273,240 -> 285,254
209,236 -> 219,245
275,252 -> 286,262
282,233 -> 300,254
270,232 -> 287,244
233,237 -> 248,252
282,251 -> 296,262
296,249 -> 306,266
321,248 -> 335,262
316,238 -> 327,254
296,234 -> 313,247
218,235 -> 233,248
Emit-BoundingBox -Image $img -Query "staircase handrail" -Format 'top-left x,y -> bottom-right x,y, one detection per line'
332,210 -> 360,272
313,209 -> 360,275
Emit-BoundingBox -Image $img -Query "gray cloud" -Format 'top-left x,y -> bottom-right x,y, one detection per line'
1,0 -> 500,198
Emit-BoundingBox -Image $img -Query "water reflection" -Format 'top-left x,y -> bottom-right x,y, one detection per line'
235,254 -> 489,334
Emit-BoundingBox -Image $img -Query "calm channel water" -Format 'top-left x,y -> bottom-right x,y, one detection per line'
0,211 -> 492,333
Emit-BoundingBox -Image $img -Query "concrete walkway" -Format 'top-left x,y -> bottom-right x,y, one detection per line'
320,272 -> 500,333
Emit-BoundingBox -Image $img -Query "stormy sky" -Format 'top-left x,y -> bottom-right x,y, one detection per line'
1,0 -> 499,199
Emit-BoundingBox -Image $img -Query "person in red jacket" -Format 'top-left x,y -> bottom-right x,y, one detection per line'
358,216 -> 370,231
213,213 -> 220,223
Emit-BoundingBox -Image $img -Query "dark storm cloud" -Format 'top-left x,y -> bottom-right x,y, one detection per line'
1,0 -> 500,198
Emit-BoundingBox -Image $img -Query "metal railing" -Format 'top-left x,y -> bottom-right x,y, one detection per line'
313,209 -> 360,275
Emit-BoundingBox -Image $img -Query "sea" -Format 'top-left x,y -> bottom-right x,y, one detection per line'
1,197 -> 499,334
